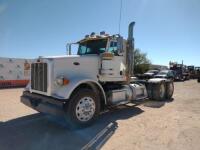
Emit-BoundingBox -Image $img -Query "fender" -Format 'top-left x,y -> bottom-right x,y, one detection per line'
51,77 -> 107,104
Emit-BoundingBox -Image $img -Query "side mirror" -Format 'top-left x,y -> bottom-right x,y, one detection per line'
66,43 -> 79,55
117,37 -> 124,55
66,43 -> 71,55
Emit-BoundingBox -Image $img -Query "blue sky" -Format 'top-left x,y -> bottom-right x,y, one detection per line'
0,0 -> 200,66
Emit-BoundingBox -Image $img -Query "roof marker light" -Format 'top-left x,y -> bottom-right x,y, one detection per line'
100,31 -> 105,35
85,35 -> 89,38
90,32 -> 95,37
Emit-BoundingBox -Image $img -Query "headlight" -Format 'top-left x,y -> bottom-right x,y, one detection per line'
55,76 -> 69,86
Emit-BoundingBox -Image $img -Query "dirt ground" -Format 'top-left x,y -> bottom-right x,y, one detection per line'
0,80 -> 200,150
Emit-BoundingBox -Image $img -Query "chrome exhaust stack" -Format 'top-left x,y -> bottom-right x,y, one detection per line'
126,22 -> 135,84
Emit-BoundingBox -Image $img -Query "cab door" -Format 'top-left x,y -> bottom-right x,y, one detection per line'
99,40 -> 126,82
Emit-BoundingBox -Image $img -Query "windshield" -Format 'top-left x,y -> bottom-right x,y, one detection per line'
77,39 -> 107,55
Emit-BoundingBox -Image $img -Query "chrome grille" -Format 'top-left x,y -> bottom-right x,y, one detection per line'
31,63 -> 47,92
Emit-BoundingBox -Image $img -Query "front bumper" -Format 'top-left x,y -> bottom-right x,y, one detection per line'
21,91 -> 65,116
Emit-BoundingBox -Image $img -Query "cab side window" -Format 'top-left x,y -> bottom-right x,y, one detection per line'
108,41 -> 118,55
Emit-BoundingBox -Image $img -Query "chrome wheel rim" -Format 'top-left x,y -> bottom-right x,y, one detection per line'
160,84 -> 165,98
75,97 -> 96,122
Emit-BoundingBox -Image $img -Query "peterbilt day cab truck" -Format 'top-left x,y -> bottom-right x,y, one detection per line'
169,62 -> 186,81
21,22 -> 174,128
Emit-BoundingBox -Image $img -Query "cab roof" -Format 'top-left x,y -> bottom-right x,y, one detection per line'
78,36 -> 109,44
77,34 -> 121,43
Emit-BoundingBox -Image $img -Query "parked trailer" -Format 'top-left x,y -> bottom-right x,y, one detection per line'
0,57 -> 31,88
21,22 -> 174,128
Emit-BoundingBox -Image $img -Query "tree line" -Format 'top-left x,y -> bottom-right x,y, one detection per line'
134,48 -> 151,74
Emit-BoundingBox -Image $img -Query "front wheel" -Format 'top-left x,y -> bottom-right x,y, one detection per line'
64,88 -> 100,128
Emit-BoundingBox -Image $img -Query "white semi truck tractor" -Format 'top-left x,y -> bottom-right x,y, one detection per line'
21,22 -> 174,128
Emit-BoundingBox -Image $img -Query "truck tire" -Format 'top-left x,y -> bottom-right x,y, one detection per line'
64,88 -> 100,129
146,83 -> 153,100
165,81 -> 174,99
152,82 -> 166,101
198,78 -> 200,83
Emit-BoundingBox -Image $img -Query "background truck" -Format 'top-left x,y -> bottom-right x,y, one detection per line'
195,67 -> 200,82
21,22 -> 174,128
197,75 -> 200,83
169,62 -> 189,81
188,66 -> 200,79
187,66 -> 195,79
195,67 -> 200,79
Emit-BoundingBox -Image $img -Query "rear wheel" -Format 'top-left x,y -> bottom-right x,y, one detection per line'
146,83 -> 153,100
152,82 -> 166,101
64,88 -> 100,128
165,81 -> 174,99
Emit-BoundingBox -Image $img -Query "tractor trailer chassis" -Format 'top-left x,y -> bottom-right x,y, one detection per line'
21,79 -> 174,118
21,22 -> 174,128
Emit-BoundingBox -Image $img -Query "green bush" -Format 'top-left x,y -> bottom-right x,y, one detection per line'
134,48 -> 151,74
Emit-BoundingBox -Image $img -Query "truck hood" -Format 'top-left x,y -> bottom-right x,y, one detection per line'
41,55 -> 80,59
31,54 -> 100,97
42,54 -> 100,79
